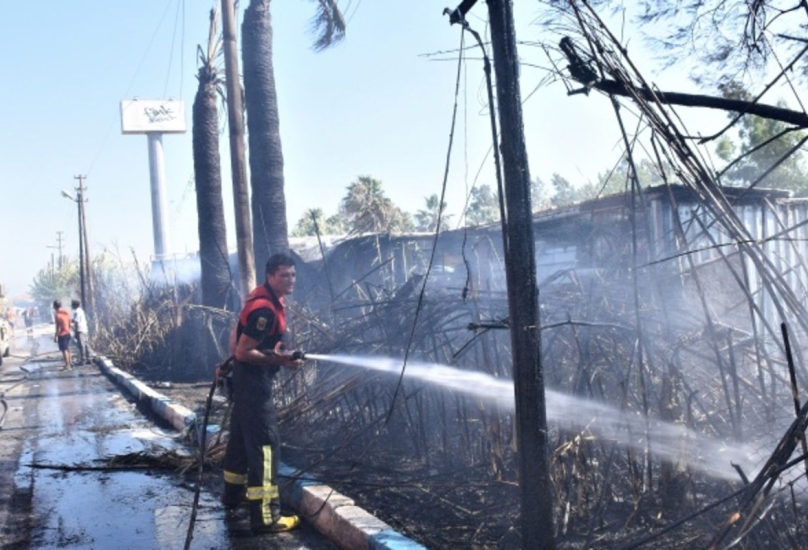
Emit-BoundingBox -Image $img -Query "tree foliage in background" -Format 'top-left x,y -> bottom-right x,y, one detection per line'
291,208 -> 347,237
583,158 -> 665,200
415,194 -> 453,232
543,1 -> 808,206
466,184 -> 501,226
29,259 -> 79,307
531,177 -> 552,211
550,173 -> 576,206
339,176 -> 413,234
632,0 -> 808,86
715,82 -> 807,195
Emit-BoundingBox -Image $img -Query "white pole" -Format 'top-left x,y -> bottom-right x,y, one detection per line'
146,132 -> 172,259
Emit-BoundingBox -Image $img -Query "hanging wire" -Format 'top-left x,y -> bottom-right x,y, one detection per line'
86,0 -> 177,175
384,26 -> 467,422
163,0 -> 183,98
180,0 -> 186,98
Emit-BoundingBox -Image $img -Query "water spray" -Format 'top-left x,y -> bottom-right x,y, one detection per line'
306,352 -> 762,481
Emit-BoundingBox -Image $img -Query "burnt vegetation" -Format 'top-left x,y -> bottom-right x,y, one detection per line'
86,1 -> 808,548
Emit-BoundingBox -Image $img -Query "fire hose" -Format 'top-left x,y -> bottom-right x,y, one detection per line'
183,348 -> 306,549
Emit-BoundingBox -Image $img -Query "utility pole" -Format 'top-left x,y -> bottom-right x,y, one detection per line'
447,1 -> 556,547
56,231 -> 65,268
74,176 -> 94,316
486,1 -> 555,546
221,0 -> 256,297
47,231 -> 65,270
75,176 -> 95,315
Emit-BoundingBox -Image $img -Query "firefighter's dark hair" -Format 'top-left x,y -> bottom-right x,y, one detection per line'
53,300 -> 61,309
265,253 -> 295,276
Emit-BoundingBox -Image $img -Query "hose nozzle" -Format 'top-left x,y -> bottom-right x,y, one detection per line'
291,350 -> 306,361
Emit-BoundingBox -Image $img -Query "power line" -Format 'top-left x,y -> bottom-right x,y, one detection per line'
86,0 -> 178,175
163,0 -> 183,98
180,0 -> 186,98
385,27 -> 467,422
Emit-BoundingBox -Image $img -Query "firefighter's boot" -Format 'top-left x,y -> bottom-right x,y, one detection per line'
222,481 -> 246,511
249,499 -> 300,534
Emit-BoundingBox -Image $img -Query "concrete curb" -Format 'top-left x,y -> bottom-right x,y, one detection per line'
280,465 -> 425,550
94,355 -> 425,550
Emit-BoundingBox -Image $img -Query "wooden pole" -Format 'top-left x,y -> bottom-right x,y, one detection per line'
485,0 -> 556,547
72,176 -> 87,312
75,176 -> 94,316
221,0 -> 256,296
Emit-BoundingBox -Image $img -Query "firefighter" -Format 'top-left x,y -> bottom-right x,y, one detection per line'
220,253 -> 304,534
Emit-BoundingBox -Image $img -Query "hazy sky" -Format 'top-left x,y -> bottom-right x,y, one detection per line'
0,1 -> 727,298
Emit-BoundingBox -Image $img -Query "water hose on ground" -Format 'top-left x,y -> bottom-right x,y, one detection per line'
184,356 -> 232,550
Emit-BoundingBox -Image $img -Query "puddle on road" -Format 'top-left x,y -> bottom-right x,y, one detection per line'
7,341 -> 334,550
17,447 -> 228,550
30,428 -> 181,467
10,359 -> 231,550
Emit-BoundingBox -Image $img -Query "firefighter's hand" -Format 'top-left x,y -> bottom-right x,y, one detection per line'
274,342 -> 304,369
215,360 -> 233,380
214,365 -> 224,380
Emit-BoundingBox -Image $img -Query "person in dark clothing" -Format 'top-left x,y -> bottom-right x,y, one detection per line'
220,253 -> 304,534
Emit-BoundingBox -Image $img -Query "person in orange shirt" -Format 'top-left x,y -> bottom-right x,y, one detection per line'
5,308 -> 16,335
52,300 -> 72,370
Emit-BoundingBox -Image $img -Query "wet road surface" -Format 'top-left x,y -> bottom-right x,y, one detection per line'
0,326 -> 336,549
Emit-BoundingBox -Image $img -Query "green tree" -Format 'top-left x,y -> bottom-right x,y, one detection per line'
242,0 -> 345,265
192,8 -> 234,310
550,173 -> 576,206
291,208 -> 346,237
715,82 -> 807,195
531,177 -> 552,211
415,194 -> 452,232
578,158 -> 666,201
466,184 -> 501,226
630,1 -> 808,86
339,176 -> 412,233
29,260 -> 79,305
325,213 -> 348,234
389,208 -> 414,233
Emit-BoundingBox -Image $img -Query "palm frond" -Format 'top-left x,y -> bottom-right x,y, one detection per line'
207,7 -> 222,62
309,0 -> 346,51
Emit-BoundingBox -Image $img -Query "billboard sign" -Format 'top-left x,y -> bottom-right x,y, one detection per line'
120,99 -> 186,134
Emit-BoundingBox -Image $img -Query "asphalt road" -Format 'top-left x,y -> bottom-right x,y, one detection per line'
0,325 -> 336,550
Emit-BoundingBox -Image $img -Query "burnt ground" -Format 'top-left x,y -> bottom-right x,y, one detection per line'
150,380 -> 807,550
153,381 -> 529,548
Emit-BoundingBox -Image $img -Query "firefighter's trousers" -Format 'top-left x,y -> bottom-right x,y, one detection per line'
222,362 -> 281,527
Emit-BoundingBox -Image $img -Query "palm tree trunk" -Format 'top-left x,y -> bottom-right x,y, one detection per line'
193,71 -> 233,309
243,0 -> 290,266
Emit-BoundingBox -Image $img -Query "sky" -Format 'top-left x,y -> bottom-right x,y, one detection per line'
0,1 -> 730,299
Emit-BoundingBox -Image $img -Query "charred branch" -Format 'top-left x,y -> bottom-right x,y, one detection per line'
586,79 -> 808,130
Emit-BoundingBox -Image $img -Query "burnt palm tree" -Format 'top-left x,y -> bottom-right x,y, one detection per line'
242,0 -> 345,264
192,8 -> 234,309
